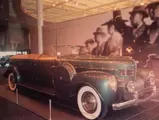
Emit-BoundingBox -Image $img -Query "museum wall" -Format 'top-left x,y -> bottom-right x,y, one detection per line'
30,4 -> 156,55
30,2 -> 159,74
30,8 -> 129,53
11,0 -> 57,53
0,0 -> 57,53
29,24 -> 57,54
56,7 -> 152,45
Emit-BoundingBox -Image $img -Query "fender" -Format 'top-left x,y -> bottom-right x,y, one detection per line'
3,65 -> 21,83
70,71 -> 117,106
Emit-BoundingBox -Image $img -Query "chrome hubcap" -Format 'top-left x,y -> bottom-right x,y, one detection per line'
81,91 -> 97,114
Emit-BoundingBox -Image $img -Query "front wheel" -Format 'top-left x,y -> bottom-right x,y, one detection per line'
8,73 -> 17,92
77,86 -> 107,120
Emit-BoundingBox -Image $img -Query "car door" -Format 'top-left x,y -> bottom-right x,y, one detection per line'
33,54 -> 56,88
18,59 -> 32,83
25,54 -> 41,85
14,55 -> 32,84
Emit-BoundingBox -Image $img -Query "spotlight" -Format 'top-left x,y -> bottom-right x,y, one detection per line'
140,2 -> 144,5
75,2 -> 79,5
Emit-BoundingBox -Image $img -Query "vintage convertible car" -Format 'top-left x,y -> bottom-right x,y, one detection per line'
4,45 -> 157,120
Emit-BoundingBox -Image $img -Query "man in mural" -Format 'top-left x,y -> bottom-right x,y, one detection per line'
146,2 -> 159,46
102,10 -> 132,45
102,20 -> 123,56
92,27 -> 106,56
129,6 -> 149,49
79,38 -> 95,55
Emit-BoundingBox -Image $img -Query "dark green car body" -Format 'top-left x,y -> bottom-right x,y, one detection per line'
4,53 -> 156,111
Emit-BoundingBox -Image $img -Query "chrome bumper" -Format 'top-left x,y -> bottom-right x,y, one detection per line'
112,86 -> 157,110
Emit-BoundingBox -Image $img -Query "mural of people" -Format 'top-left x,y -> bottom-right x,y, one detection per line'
100,6 -> 150,56
79,38 -> 95,55
92,27 -> 107,56
102,20 -> 123,56
78,2 -> 159,59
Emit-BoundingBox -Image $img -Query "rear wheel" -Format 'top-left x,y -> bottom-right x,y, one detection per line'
77,86 -> 107,120
8,73 -> 17,92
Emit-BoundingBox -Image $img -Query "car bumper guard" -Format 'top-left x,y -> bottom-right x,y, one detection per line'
112,86 -> 157,110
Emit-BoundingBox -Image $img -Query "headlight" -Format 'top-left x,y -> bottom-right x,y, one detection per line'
127,81 -> 135,93
126,47 -> 133,53
107,76 -> 117,92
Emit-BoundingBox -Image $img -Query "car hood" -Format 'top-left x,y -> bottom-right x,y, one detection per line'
59,55 -> 136,80
59,54 -> 135,64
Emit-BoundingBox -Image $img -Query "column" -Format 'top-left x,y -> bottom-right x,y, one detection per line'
36,0 -> 43,54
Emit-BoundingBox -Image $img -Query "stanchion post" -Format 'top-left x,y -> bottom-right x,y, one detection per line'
48,99 -> 52,120
16,89 -> 18,104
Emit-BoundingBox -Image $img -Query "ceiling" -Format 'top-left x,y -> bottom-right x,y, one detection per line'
21,0 -> 158,23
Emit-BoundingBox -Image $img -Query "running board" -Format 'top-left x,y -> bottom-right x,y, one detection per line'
17,83 -> 56,96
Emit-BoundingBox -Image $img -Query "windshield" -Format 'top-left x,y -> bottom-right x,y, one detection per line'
52,45 -> 82,56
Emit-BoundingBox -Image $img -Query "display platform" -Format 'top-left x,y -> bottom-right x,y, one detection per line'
1,69 -> 159,120
0,97 -> 46,120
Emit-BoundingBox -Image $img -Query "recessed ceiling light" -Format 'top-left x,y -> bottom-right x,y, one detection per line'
75,2 -> 79,5
140,2 -> 144,5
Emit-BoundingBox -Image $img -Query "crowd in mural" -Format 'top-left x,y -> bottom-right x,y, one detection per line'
79,2 -> 159,57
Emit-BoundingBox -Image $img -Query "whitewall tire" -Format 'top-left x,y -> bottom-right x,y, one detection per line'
8,73 -> 17,92
77,86 -> 103,120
